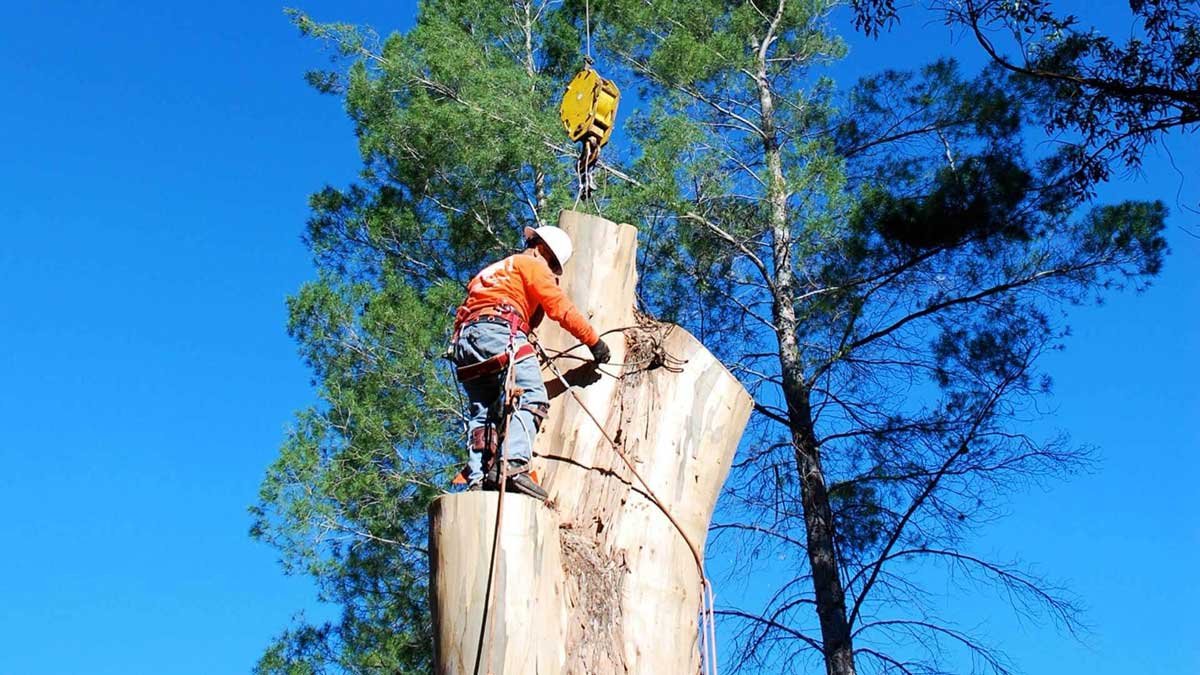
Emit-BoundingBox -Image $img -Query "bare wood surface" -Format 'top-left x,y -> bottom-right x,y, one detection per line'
429,491 -> 566,675
429,211 -> 753,674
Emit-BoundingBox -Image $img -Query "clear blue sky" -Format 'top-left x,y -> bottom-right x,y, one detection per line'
0,2 -> 1194,674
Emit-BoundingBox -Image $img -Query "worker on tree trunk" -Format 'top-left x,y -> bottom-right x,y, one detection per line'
451,225 -> 611,500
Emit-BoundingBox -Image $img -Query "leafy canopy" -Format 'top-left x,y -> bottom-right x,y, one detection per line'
253,1 -> 1171,673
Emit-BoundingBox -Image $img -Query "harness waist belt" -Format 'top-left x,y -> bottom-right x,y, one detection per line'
456,343 -> 537,383
466,314 -> 528,332
458,305 -> 530,335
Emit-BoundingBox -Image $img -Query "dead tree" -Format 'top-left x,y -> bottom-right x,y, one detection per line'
428,210 -> 754,674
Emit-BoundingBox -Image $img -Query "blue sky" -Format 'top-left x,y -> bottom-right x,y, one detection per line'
0,2 -> 1195,674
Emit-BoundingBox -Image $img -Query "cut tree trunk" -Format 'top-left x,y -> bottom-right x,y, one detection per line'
428,492 -> 567,674
428,210 -> 753,674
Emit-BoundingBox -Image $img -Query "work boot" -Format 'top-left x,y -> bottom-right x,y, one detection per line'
486,460 -> 548,500
507,471 -> 548,501
485,459 -> 517,486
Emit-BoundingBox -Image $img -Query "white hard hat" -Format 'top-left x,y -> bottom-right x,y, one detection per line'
523,225 -> 573,272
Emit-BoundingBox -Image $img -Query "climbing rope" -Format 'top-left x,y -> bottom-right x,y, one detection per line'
536,325 -> 688,376
474,336 -> 521,675
535,339 -> 721,675
469,322 -> 718,675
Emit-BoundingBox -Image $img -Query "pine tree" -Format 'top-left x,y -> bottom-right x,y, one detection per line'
253,2 -> 1171,673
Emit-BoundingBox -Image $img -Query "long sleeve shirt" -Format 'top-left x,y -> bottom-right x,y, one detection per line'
457,253 -> 599,346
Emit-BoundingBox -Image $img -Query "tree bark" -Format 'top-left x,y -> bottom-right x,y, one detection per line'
753,4 -> 857,672
428,210 -> 754,674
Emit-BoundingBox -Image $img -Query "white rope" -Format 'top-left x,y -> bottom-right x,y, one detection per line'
585,0 -> 592,62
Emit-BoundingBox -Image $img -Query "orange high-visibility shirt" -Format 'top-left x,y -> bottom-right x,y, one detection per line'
458,253 -> 599,346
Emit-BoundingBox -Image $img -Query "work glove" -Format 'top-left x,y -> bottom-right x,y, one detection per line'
589,338 -> 611,365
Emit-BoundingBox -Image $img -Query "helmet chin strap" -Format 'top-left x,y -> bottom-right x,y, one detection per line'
523,225 -> 572,270
525,239 -> 561,274
537,244 -> 562,274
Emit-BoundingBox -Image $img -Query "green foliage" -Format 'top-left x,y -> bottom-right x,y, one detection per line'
1082,201 -> 1170,277
851,0 -> 1200,193
251,274 -> 454,672
256,1 -> 1174,672
254,2 -> 597,667
857,152 -> 1034,251
587,3 -> 1167,671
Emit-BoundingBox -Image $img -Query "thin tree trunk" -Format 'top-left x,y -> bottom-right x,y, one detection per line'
754,4 -> 857,672
520,0 -> 548,216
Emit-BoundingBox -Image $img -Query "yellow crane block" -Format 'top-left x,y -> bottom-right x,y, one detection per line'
559,66 -> 620,148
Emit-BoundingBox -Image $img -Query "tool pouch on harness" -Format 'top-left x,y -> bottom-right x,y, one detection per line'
469,424 -> 499,456
455,342 -> 536,383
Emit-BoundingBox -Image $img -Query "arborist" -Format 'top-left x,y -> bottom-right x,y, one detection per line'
450,225 -> 611,500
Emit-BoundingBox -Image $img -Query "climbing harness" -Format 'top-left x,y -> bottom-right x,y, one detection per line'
559,0 -> 619,202
452,304 -> 531,345
451,303 -> 543,484
450,304 -> 529,487
455,343 -> 537,383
